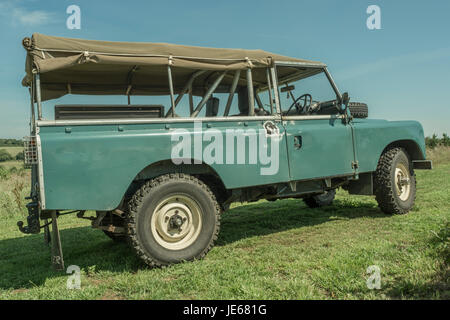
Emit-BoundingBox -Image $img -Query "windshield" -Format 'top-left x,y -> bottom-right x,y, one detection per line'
277,69 -> 339,116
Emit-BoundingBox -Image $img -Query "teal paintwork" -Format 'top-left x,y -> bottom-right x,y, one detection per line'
351,119 -> 426,173
39,119 -> 290,210
283,117 -> 355,180
37,117 -> 427,211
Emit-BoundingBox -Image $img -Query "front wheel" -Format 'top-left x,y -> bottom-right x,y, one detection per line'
126,173 -> 221,267
374,148 -> 416,214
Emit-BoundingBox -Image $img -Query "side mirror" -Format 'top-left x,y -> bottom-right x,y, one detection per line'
280,85 -> 295,93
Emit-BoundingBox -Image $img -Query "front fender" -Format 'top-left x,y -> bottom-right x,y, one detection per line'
352,119 -> 427,173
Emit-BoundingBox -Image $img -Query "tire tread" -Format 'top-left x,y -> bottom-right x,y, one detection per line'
126,173 -> 221,267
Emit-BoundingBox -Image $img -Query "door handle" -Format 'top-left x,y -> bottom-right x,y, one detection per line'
294,135 -> 302,149
263,121 -> 279,136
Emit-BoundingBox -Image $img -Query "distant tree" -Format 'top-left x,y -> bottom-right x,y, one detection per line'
0,138 -> 22,147
425,134 -> 439,149
442,133 -> 450,147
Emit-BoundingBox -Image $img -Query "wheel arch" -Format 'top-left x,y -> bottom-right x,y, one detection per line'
381,139 -> 425,161
120,158 -> 229,209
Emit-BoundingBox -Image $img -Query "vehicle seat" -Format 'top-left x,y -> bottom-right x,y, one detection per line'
205,97 -> 219,117
231,88 -> 249,116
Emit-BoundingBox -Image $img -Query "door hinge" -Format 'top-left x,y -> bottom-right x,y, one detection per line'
352,161 -> 359,169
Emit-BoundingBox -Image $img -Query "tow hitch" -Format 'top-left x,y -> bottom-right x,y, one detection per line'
17,201 -> 40,234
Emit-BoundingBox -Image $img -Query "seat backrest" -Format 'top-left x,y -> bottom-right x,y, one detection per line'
205,97 -> 219,117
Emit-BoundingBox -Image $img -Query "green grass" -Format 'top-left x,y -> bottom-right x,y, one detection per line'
0,147 -> 23,158
0,150 -> 448,300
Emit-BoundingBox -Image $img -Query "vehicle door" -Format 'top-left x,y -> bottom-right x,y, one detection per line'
275,64 -> 356,181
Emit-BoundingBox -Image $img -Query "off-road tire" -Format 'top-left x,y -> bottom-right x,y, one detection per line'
103,230 -> 126,242
304,190 -> 336,208
374,147 -> 416,214
348,102 -> 368,118
126,173 -> 221,267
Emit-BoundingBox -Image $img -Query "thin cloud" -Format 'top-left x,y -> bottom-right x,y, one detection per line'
336,48 -> 450,81
12,8 -> 54,26
0,1 -> 56,26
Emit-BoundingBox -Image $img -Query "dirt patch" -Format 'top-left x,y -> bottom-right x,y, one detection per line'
99,290 -> 125,300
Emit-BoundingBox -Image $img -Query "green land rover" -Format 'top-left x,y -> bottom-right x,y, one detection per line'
18,33 -> 432,269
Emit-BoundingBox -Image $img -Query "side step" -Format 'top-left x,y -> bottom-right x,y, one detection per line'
412,160 -> 433,170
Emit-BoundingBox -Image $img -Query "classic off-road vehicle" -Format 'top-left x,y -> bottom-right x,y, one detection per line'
19,34 -> 432,269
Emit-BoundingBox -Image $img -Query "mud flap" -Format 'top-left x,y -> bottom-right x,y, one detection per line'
50,211 -> 65,271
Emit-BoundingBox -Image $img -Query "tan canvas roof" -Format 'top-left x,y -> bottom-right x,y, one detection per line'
22,33 -> 325,101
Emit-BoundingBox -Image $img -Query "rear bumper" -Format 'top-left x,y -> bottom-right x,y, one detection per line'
412,160 -> 433,170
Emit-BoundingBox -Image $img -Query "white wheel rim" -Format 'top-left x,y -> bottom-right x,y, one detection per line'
151,194 -> 202,250
395,163 -> 411,201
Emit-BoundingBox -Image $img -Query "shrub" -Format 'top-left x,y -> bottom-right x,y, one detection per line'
15,152 -> 24,161
0,149 -> 13,162
0,165 -> 9,179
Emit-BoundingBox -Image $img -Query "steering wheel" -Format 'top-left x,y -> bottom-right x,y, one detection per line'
286,94 -> 312,115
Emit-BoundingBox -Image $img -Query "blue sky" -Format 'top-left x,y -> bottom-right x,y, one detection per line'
0,0 -> 449,138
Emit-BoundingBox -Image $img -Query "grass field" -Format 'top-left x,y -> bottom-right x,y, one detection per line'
0,148 -> 448,300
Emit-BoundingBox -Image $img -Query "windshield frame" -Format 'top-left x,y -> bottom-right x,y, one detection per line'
273,62 -> 343,117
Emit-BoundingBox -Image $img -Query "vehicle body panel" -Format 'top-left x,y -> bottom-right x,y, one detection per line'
38,116 -> 426,211
282,117 -> 355,180
38,118 -> 290,210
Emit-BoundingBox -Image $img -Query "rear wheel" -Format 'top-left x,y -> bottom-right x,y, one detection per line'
303,190 -> 336,208
374,147 -> 416,214
126,173 -> 221,267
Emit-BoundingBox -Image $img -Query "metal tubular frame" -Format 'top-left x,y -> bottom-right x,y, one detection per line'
270,67 -> 281,115
29,82 -> 36,134
188,86 -> 194,115
191,71 -> 227,117
224,70 -> 241,116
246,68 -> 255,116
126,65 -> 138,105
255,92 -> 264,109
323,67 -> 342,101
166,70 -> 205,117
266,68 -> 274,114
167,65 -> 176,117
35,73 -> 43,120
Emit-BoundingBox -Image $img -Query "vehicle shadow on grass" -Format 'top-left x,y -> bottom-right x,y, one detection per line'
0,226 -> 142,290
216,198 -> 385,246
0,198 -> 385,290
